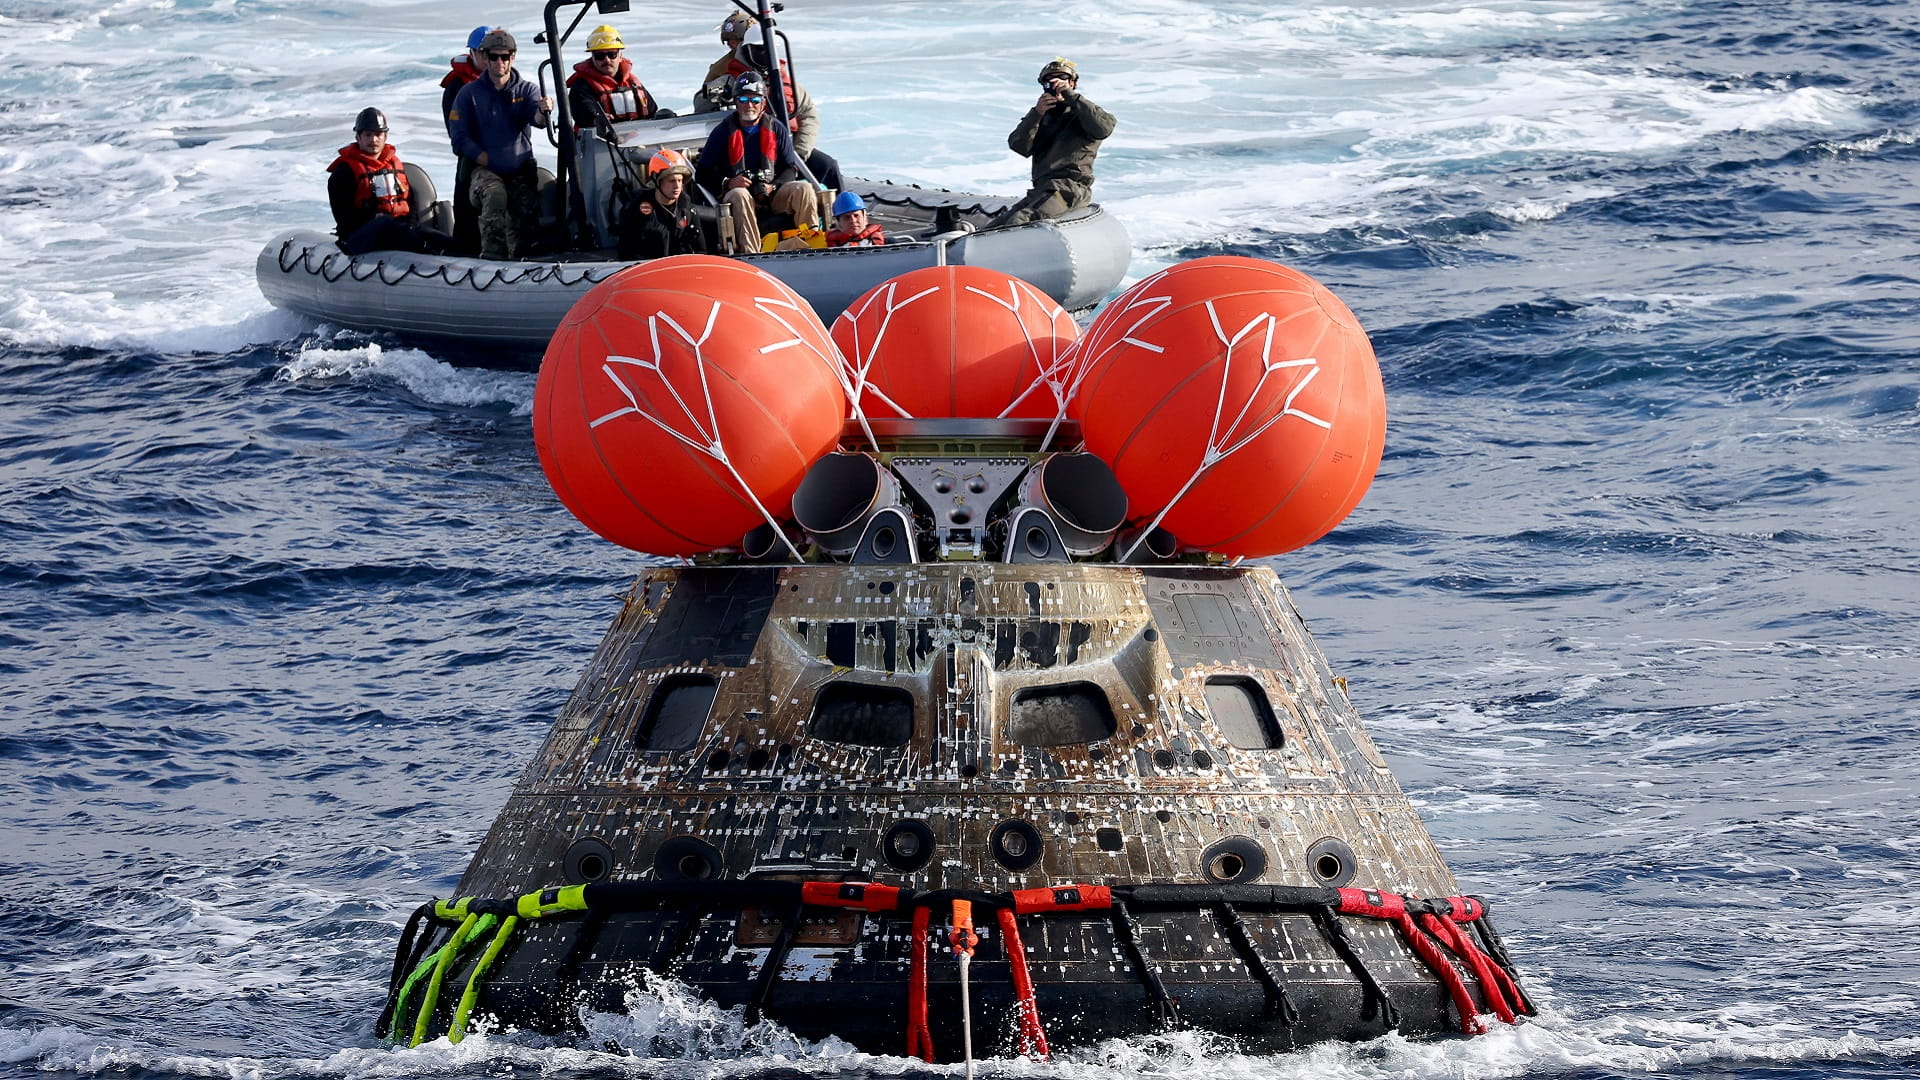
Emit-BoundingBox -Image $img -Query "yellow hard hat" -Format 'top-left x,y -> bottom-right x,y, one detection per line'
586,24 -> 625,52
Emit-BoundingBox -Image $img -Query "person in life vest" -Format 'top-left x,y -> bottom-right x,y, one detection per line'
693,71 -> 818,254
991,57 -> 1115,229
694,15 -> 844,192
825,190 -> 885,247
566,25 -> 661,136
327,108 -> 454,256
618,148 -> 708,260
439,26 -> 490,254
449,29 -> 554,259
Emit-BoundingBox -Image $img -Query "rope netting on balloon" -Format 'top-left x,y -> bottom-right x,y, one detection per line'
830,267 -> 1081,451
1068,288 -> 1333,561
587,289 -> 843,560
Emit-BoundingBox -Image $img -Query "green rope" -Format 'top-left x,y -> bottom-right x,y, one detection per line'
388,910 -> 500,1042
384,885 -> 587,1045
449,914 -> 521,1043
410,912 -> 483,1047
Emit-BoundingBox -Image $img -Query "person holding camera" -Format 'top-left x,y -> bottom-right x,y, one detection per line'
992,57 -> 1115,229
693,71 -> 818,253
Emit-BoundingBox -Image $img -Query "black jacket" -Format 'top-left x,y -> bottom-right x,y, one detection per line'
619,189 -> 708,260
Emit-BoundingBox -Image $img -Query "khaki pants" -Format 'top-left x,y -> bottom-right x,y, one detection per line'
720,181 -> 816,254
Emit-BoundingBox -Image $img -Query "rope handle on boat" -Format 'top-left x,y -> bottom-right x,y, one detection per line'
381,878 -> 1529,1050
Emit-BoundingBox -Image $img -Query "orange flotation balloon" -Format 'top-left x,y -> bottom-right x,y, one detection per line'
831,265 -> 1079,419
534,255 -> 848,556
1069,256 -> 1386,558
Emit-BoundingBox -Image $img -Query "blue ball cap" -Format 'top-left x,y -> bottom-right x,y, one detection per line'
467,26 -> 491,50
832,191 -> 866,218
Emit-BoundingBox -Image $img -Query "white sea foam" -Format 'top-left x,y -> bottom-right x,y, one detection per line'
278,339 -> 537,413
6,1012 -> 1918,1080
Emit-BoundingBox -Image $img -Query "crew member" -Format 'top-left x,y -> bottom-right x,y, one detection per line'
449,29 -> 554,259
566,24 -> 659,133
993,57 -> 1115,229
825,190 -> 885,247
619,149 -> 708,260
327,108 -> 453,256
721,40 -> 844,191
440,26 -> 489,254
693,71 -> 816,254
695,12 -> 758,110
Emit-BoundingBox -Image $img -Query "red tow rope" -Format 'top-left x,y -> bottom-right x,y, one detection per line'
905,905 -> 934,1062
996,907 -> 1050,1058
1337,888 -> 1483,1034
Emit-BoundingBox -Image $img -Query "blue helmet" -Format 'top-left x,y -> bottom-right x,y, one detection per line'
832,191 -> 866,218
467,26 -> 491,50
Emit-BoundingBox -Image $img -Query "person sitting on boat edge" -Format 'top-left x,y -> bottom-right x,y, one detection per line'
439,25 -> 490,255
327,108 -> 455,257
826,190 -> 885,247
991,57 -> 1115,229
567,24 -> 664,137
693,71 -> 818,254
448,29 -> 554,260
619,149 -> 707,260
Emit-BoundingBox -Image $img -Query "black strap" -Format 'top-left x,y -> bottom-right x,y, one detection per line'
1109,900 -> 1178,1028
1215,903 -> 1298,1025
1311,905 -> 1400,1030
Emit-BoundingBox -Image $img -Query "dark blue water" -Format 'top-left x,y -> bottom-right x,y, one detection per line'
5,2 -> 1920,1078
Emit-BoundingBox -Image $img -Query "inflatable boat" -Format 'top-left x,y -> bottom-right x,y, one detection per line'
376,254 -> 1534,1058
257,179 -> 1129,362
257,0 -> 1130,365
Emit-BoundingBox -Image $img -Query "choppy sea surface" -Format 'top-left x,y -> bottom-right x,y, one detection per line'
5,0 -> 1920,1077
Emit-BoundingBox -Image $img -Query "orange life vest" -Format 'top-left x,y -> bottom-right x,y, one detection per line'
725,58 -> 800,134
441,56 -> 481,89
728,122 -> 780,175
567,57 -> 655,123
827,223 -> 886,248
329,143 -> 411,220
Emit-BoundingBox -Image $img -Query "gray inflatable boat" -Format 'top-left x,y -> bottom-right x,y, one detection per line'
256,169 -> 1131,364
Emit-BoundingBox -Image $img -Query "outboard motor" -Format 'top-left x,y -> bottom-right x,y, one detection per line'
1011,452 -> 1128,557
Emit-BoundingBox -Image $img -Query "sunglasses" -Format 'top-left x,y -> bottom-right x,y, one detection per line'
593,49 -> 622,57
487,52 -> 515,61
737,94 -> 765,104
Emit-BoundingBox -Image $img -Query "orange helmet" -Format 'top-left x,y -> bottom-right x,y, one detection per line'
647,148 -> 692,182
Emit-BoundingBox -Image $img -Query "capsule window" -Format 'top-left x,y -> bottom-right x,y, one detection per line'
1009,682 -> 1117,746
1204,676 -> 1283,749
636,675 -> 718,750
810,682 -> 915,746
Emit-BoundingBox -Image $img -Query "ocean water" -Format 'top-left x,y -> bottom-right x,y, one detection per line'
4,0 -> 1920,1078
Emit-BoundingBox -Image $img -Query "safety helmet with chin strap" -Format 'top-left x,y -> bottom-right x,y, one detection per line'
353,107 -> 388,133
